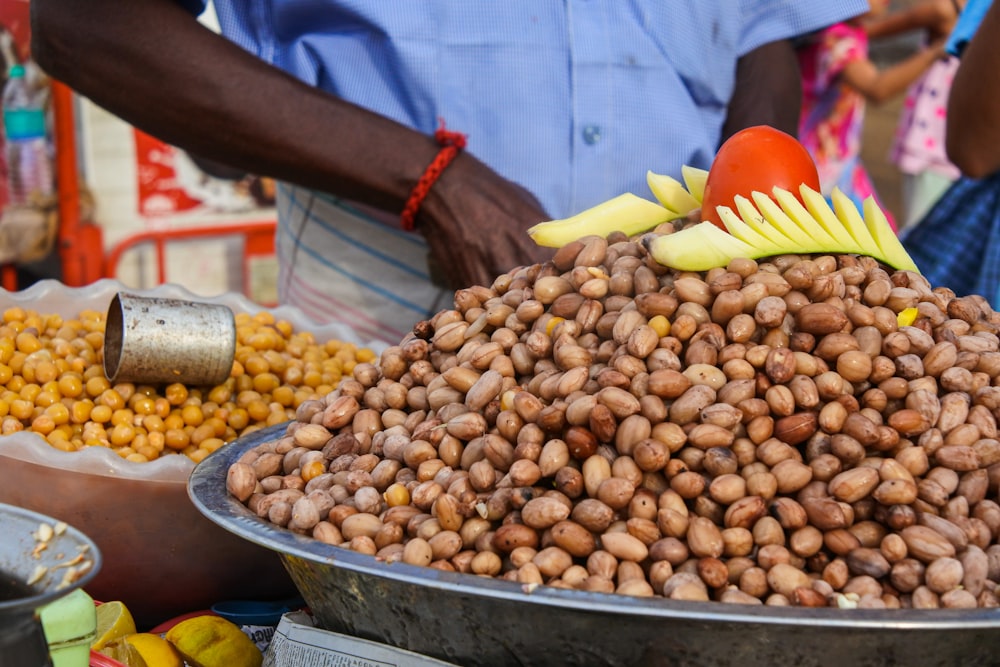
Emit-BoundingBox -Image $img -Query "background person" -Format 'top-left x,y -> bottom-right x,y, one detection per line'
796,0 -> 949,231
867,0 -> 963,230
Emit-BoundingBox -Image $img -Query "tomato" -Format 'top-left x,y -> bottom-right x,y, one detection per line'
701,125 -> 821,231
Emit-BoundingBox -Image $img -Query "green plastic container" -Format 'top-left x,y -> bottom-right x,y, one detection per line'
40,589 -> 98,667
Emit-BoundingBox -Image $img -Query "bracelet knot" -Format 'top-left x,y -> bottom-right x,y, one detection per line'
401,119 -> 467,232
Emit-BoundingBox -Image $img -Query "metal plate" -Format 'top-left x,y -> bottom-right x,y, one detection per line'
190,424 -> 1000,667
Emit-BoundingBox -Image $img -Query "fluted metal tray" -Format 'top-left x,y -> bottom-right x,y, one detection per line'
189,424 -> 1000,667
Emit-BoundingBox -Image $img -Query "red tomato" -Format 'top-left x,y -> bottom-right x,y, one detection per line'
701,125 -> 821,231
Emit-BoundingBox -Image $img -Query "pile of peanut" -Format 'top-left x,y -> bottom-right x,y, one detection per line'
228,231 -> 1000,609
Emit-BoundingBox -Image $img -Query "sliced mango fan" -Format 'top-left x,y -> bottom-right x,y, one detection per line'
526,167 -> 920,274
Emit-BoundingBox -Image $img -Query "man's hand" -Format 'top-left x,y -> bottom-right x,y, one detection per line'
419,151 -> 554,289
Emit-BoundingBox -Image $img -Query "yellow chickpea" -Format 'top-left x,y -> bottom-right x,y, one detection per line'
227,407 -> 250,432
110,423 -> 137,447
110,409 -> 136,427
48,436 -> 77,452
164,429 -> 190,451
135,442 -> 161,461
114,383 -> 136,404
0,337 -> 15,364
271,385 -> 295,407
83,331 -> 104,351
180,404 -> 204,427
33,360 -> 58,384
19,382 -> 41,403
252,372 -> 280,395
85,376 -> 110,398
129,395 -> 155,416
57,374 -> 84,398
89,404 -> 113,424
228,359 -> 245,379
9,398 -> 34,421
153,397 -> 171,418
34,390 -> 59,408
44,403 -> 70,426
302,370 -> 323,388
266,409 -> 290,427
69,400 -> 93,424
30,414 -> 56,435
1,415 -> 24,434
246,399 -> 270,422
147,431 -> 166,453
6,374 -> 24,393
243,355 -> 270,376
141,414 -> 166,433
207,383 -> 233,405
188,449 -> 210,464
163,413 -> 185,431
164,383 -> 189,406
190,422 -> 216,446
14,332 -> 42,354
282,365 -> 304,387
200,438 -> 225,454
235,374 -> 254,393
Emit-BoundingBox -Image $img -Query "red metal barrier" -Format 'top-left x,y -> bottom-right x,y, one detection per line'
103,219 -> 277,302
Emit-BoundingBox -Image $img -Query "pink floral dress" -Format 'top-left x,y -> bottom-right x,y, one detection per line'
891,56 -> 961,181
797,22 -> 896,229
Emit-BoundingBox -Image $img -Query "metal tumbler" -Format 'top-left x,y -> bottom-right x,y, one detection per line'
103,292 -> 237,386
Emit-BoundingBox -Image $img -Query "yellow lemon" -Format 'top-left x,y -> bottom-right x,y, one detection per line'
124,633 -> 185,667
92,600 -> 137,650
97,638 -> 147,667
165,615 -> 263,667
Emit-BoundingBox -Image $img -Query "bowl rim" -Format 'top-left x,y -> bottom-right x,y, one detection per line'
0,502 -> 103,613
189,423 -> 1000,631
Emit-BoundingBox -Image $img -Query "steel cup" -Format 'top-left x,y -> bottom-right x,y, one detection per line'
103,292 -> 236,386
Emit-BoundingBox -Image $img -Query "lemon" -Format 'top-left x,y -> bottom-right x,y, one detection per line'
97,639 -> 147,667
92,601 -> 137,650
165,615 -> 263,667
124,633 -> 185,667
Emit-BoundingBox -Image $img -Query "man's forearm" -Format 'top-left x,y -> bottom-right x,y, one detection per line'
31,0 -> 439,213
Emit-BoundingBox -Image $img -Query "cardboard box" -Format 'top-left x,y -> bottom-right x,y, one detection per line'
264,611 -> 459,667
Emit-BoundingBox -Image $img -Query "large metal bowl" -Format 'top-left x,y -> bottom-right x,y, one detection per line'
190,424 -> 1000,667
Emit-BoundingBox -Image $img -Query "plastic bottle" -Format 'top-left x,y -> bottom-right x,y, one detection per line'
3,63 -> 52,207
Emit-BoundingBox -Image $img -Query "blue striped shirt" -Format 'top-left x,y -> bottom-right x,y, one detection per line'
189,1 -> 867,219
179,1 -> 868,343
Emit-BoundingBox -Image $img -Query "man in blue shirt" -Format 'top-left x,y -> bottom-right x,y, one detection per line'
33,1 -> 867,343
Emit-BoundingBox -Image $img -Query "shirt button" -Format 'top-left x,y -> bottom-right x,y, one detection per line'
582,125 -> 602,145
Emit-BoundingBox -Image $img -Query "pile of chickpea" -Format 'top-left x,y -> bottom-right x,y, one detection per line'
0,306 -> 376,464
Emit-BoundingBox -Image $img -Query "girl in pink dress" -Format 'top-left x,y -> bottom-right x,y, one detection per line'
871,0 -> 964,230
796,0 -> 949,231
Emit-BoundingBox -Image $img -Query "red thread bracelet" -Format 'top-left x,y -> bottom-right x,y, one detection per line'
400,120 -> 467,232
